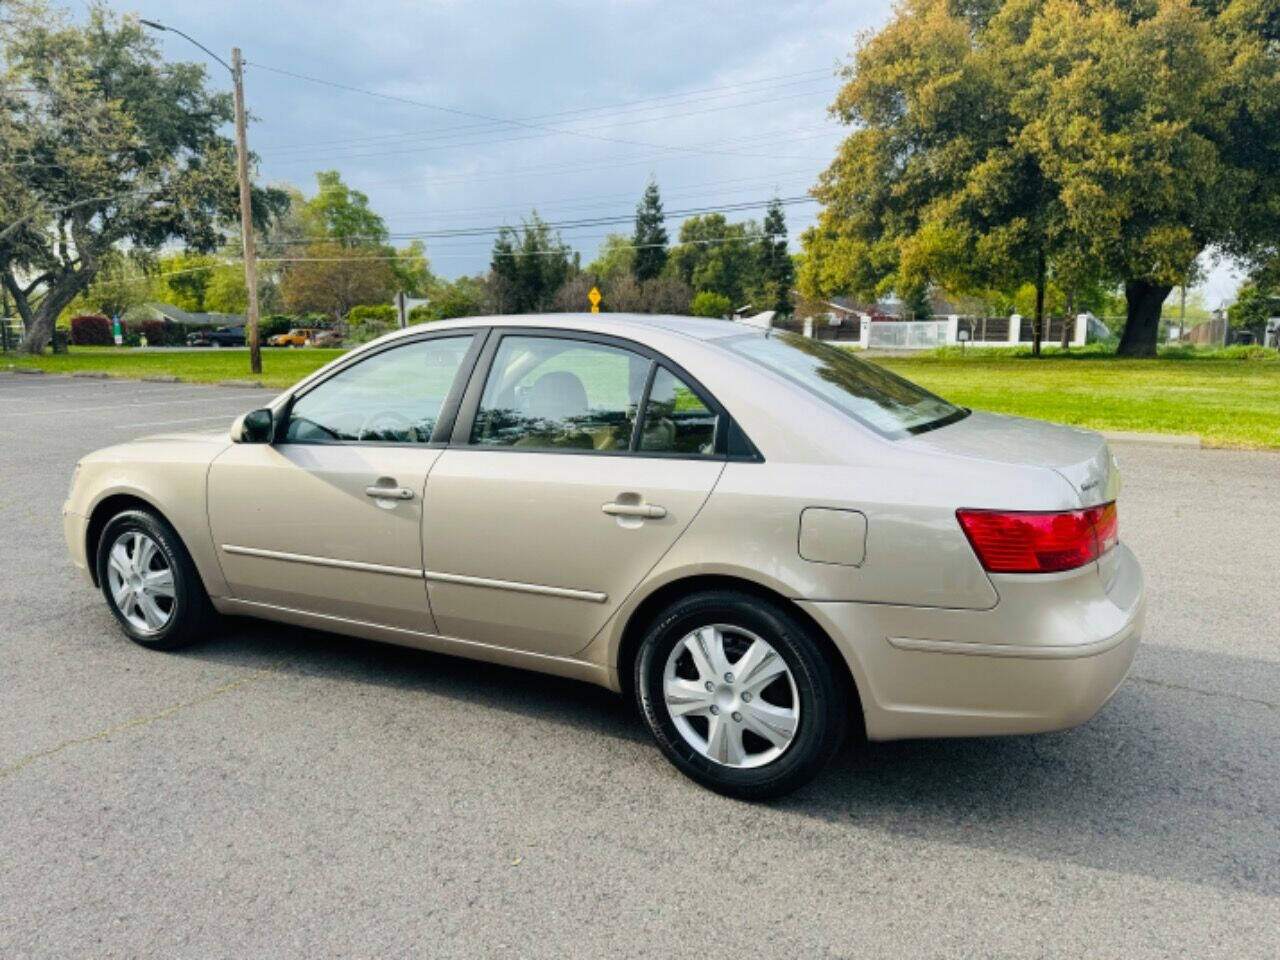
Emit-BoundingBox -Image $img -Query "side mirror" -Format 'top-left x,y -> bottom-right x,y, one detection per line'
231,408 -> 274,444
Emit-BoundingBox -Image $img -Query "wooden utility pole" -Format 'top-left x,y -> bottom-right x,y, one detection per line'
231,48 -> 262,375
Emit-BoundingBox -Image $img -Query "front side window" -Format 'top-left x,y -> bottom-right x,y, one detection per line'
285,335 -> 474,443
639,367 -> 719,455
470,336 -> 648,451
725,331 -> 967,437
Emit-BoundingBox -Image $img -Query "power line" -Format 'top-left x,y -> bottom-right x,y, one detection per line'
260,89 -> 833,166
247,60 -> 829,163
258,195 -> 815,245
258,75 -> 835,158
262,230 -> 799,262
255,68 -> 833,153
380,171 -> 819,222
340,131 -> 840,189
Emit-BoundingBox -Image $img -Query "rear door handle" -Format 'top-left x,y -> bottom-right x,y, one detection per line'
602,501 -> 666,519
366,485 -> 415,501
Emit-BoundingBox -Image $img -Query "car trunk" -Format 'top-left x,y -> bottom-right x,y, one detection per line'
902,411 -> 1118,507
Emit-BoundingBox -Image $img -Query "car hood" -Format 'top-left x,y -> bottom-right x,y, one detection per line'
902,410 -> 1118,506
131,427 -> 234,444
82,428 -> 233,466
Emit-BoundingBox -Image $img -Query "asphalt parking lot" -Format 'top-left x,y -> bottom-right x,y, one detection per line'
1,371 -> 1277,958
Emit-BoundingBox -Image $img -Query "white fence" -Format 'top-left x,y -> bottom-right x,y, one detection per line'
866,320 -> 950,349
800,312 -> 1090,350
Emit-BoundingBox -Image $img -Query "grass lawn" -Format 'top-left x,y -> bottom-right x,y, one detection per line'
5,342 -> 1279,449
874,348 -> 1280,449
3,346 -> 342,389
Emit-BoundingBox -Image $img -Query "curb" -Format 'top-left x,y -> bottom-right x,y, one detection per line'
10,366 -> 43,375
217,379 -> 264,388
71,371 -> 110,379
142,375 -> 181,383
1102,430 -> 1201,449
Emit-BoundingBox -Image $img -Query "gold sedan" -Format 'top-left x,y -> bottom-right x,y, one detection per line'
63,314 -> 1144,798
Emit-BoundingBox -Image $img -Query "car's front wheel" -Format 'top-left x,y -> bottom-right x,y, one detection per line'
96,509 -> 213,650
635,590 -> 847,799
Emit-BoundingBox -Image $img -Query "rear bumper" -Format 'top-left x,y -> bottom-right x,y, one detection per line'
799,543 -> 1145,740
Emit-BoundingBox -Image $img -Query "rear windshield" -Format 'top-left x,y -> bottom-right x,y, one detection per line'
724,331 -> 967,438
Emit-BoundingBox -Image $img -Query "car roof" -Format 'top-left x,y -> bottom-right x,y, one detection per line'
378,313 -> 764,346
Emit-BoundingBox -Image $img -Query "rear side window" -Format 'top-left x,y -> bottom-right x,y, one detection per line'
639,367 -> 719,455
725,331 -> 967,437
470,336 -> 648,451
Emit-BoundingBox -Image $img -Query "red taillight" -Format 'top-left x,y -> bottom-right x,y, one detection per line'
956,502 -> 1118,573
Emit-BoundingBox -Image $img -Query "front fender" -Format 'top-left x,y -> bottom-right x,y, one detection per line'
67,448 -> 227,599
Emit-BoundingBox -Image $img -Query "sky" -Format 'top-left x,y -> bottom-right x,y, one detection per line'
122,0 -> 1240,304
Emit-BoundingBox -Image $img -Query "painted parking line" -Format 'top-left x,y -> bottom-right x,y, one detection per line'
20,393 -> 269,415
113,413 -> 240,430
0,382 -> 236,402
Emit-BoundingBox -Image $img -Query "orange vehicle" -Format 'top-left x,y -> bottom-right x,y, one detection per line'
267,328 -> 316,347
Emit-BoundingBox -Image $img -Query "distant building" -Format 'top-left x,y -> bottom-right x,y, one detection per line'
137,302 -> 244,327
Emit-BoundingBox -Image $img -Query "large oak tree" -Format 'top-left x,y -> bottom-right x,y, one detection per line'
800,0 -> 1280,356
0,2 -> 285,353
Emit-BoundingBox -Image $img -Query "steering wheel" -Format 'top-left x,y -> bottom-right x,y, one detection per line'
357,409 -> 416,442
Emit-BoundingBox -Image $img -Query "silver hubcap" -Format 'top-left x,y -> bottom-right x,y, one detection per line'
663,624 -> 800,769
106,531 -> 176,634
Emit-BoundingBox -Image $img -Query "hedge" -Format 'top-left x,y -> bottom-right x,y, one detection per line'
70,314 -> 113,345
138,319 -> 187,346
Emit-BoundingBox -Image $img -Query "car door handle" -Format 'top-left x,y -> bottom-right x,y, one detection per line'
602,501 -> 666,519
365,485 -> 415,501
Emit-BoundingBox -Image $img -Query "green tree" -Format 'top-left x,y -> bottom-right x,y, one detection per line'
305,170 -> 387,246
0,3 -> 287,352
754,197 -> 794,315
489,212 -> 573,313
204,264 -> 249,314
631,178 -> 668,282
668,214 -> 757,307
154,253 -> 217,311
391,239 -> 433,298
423,275 -> 486,320
1227,283 -> 1279,342
279,242 -> 396,322
69,249 -> 153,319
800,0 -> 1280,358
587,233 -> 636,287
690,290 -> 731,318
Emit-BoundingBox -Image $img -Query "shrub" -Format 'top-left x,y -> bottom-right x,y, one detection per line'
346,320 -> 396,344
70,314 -> 113,345
347,304 -> 396,326
138,319 -> 186,346
407,304 -> 435,325
260,314 -> 295,339
690,291 -> 731,318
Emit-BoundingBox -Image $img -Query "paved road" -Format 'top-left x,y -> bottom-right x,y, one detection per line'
1,372 -> 1276,959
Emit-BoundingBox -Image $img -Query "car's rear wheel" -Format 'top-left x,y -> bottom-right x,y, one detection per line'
635,590 -> 846,799
96,509 -> 213,650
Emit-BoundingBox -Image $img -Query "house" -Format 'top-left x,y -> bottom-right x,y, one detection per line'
137,302 -> 245,327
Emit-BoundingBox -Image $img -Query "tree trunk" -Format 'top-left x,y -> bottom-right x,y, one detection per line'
17,275 -> 87,354
1061,288 -> 1074,350
1032,249 -> 1046,357
1117,280 -> 1173,358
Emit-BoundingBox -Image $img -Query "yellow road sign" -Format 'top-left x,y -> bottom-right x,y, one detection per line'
588,286 -> 601,313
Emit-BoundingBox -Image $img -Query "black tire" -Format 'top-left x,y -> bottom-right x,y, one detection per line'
95,508 -> 213,651
635,590 -> 847,800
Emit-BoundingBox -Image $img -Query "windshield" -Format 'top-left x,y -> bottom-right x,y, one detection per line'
725,331 -> 967,438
